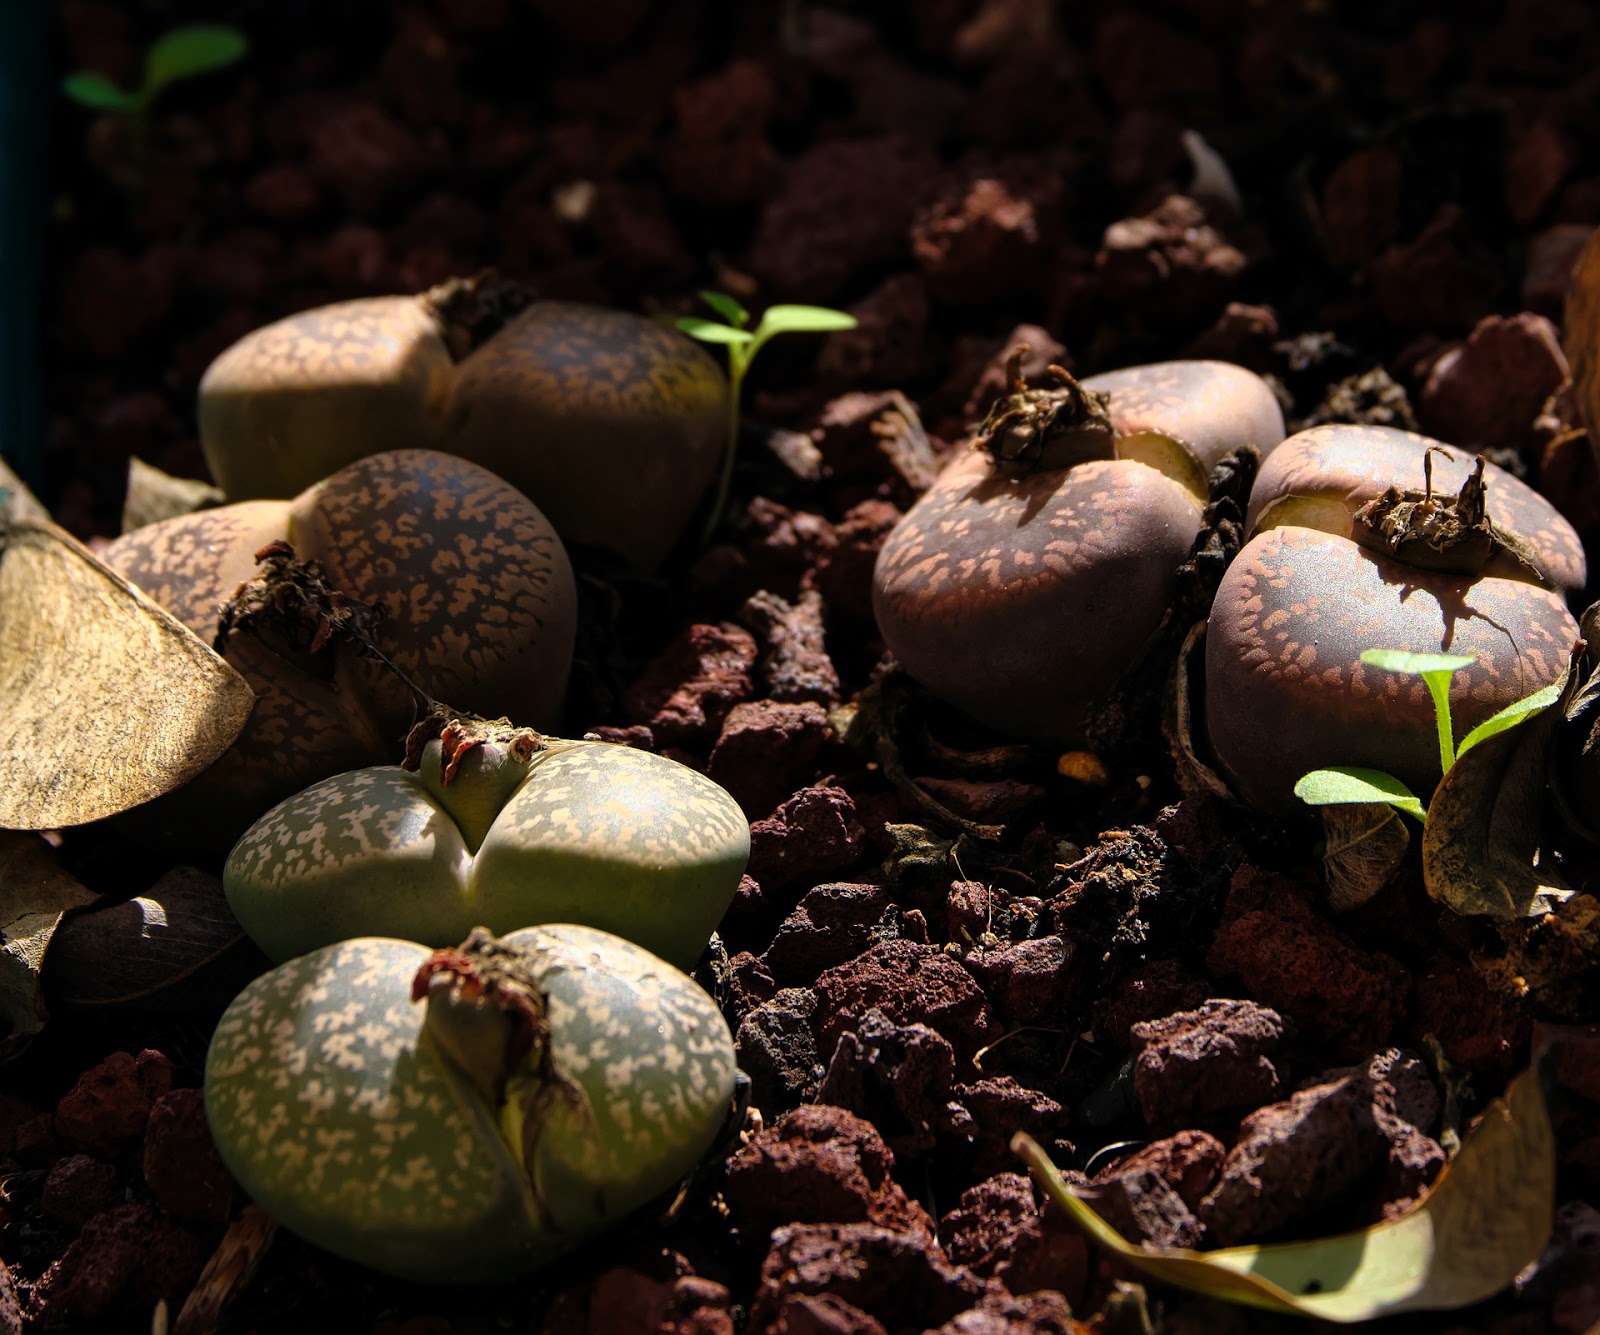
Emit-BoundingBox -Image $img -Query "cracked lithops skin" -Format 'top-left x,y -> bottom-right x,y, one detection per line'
447,302 -> 728,569
200,296 -> 455,500
101,450 -> 577,856
224,731 -> 750,968
199,295 -> 727,569
203,925 -> 738,1283
1206,426 -> 1584,812
872,358 -> 1285,742
1247,424 -> 1586,592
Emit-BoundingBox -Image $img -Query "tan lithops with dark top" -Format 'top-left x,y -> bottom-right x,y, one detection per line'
873,356 -> 1285,743
1207,425 -> 1583,812
199,290 -> 727,568
448,302 -> 727,569
101,450 -> 577,856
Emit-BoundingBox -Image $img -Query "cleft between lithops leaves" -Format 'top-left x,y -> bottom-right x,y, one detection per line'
404,708 -> 547,852
974,345 -> 1116,477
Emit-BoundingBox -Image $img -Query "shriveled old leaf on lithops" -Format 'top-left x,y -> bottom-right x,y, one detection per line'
0,458 -> 49,525
1422,677 -> 1569,920
1013,1046 -> 1557,1321
121,456 -> 225,534
1564,225 -> 1600,452
0,832 -> 99,1060
1320,801 -> 1410,912
0,518 -> 255,828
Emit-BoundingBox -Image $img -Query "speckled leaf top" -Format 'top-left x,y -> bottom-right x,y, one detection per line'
224,740 -> 750,967
204,926 -> 737,1283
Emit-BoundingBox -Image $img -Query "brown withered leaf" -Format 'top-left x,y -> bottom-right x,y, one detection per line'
43,866 -> 256,1012
121,456 -> 224,535
0,518 -> 255,829
1322,801 -> 1410,912
1563,225 -> 1600,454
173,1205 -> 277,1335
1422,686 -> 1570,920
0,832 -> 99,1061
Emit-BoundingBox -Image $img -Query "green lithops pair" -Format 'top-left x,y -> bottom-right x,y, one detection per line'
223,715 -> 750,971
204,924 -> 738,1283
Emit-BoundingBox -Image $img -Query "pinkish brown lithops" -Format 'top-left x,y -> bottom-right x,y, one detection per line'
872,356 -> 1286,742
199,285 -> 726,569
101,449 -> 577,855
1206,425 -> 1584,812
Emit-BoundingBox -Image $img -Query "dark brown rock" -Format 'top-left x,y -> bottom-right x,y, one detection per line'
738,987 -> 824,1110
709,700 -> 833,819
622,622 -> 759,748
764,883 -> 893,983
1079,1165 -> 1204,1248
1418,312 -> 1569,450
1320,146 -> 1404,270
927,1291 -> 1085,1334
740,589 -> 841,708
40,1156 -> 120,1230
1095,195 -> 1246,333
952,1077 -> 1073,1182
816,276 -> 935,391
749,786 -> 866,891
960,936 -> 1072,1024
815,501 -> 903,626
142,1089 -> 236,1225
53,1050 -> 173,1159
1092,12 -> 1221,114
1130,999 -> 1289,1134
1368,204 -> 1503,333
664,60 -> 776,209
1094,959 -> 1211,1050
27,1203 -> 207,1326
582,1267 -> 736,1335
816,1008 -> 957,1159
307,99 -> 439,214
939,1172 -> 1089,1302
911,158 -> 1064,306
814,941 -> 998,1063
1095,1129 -> 1227,1211
758,1293 -> 887,1335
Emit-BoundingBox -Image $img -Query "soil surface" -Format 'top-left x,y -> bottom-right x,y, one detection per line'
8,1 -> 1600,1332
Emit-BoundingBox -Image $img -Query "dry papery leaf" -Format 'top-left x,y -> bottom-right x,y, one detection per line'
0,518 -> 255,829
1563,225 -> 1600,454
121,456 -> 225,535
1015,1041 -> 1558,1321
174,1205 -> 277,1335
1321,800 -> 1410,911
0,832 -> 99,1060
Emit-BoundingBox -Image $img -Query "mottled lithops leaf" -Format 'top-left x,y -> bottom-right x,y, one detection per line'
223,739 -> 749,968
1319,801 -> 1410,912
0,519 -> 255,828
1423,682 -> 1570,920
0,832 -> 99,1061
204,925 -> 737,1283
1014,1047 -> 1556,1321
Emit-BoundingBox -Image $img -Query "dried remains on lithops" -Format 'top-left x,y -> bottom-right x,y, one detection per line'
873,356 -> 1286,743
204,926 -> 738,1284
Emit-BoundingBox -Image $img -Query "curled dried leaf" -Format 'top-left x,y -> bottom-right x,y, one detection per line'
0,832 -> 99,1061
1321,801 -> 1410,912
0,519 -> 256,829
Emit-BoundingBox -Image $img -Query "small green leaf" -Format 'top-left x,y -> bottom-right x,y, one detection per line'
1360,648 -> 1476,676
60,72 -> 138,112
698,291 -> 749,328
1295,767 -> 1426,821
1456,682 -> 1563,759
675,317 -> 754,346
756,304 -> 860,336
143,25 -> 248,98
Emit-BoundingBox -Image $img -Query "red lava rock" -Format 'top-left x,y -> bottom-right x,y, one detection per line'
961,936 -> 1072,1024
763,883 -> 893,983
142,1089 -> 236,1225
918,779 -> 1047,826
728,949 -> 778,1011
27,1203 -> 207,1326
748,786 -> 866,892
746,137 -> 940,301
1096,1129 -> 1226,1211
581,1267 -> 736,1335
735,500 -> 839,601
739,589 -> 841,708
724,1104 -> 935,1241
1319,146 -> 1404,270
40,1155 -> 121,1230
1182,301 -> 1281,368
814,500 -> 903,626
817,275 -> 935,391
1091,959 -> 1212,1051
622,622 -> 759,749
757,1292 -> 885,1335
320,221 -> 395,293
928,1291 -> 1086,1334
1411,954 -> 1526,1082
1418,312 -> 1569,450
1130,999 -> 1288,1134
1096,194 -> 1246,333
54,1049 -> 173,1159
11,1112 -> 60,1168
1522,223 -> 1594,318
708,699 -> 832,819
939,1172 -> 1088,1303
1079,1163 -> 1204,1248
664,61 -> 777,209
1506,119 -> 1576,226
588,181 -> 693,288
1105,108 -> 1187,203
737,987 -> 824,1111
1092,12 -> 1221,114
244,163 -> 320,222
813,941 -> 998,1063
1208,867 -> 1410,1058
951,1078 -> 1073,1182
59,246 -> 177,363
815,1008 -> 957,1159
911,158 -> 1064,306
189,228 -> 284,305
748,1222 -> 990,1335
1368,204 -> 1503,333
307,99 -> 439,214
529,0 -> 654,50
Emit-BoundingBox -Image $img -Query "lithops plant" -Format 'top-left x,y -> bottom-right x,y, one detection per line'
204,924 -> 739,1283
199,285 -> 727,568
1206,425 -> 1584,812
872,355 -> 1285,742
224,715 -> 750,969
100,449 -> 577,856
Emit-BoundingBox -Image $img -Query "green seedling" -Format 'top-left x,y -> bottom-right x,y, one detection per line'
1295,648 -> 1562,820
677,291 -> 857,543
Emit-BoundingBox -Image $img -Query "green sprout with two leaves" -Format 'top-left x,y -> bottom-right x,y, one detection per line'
677,291 -> 857,543
1295,648 -> 1563,820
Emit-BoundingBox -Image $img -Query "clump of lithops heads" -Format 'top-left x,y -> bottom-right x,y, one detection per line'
1205,425 -> 1584,812
198,284 -> 728,568
873,355 -> 1286,742
204,925 -> 738,1283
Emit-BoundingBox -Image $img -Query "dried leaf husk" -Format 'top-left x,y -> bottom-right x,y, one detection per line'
43,866 -> 257,1012
121,456 -> 225,534
1321,801 -> 1410,911
1563,226 -> 1600,464
0,519 -> 256,829
0,832 -> 99,1061
1422,683 -> 1570,920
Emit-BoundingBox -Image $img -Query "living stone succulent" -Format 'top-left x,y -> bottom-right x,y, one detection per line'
100,449 -> 577,856
872,356 -> 1285,743
1207,425 -> 1585,812
204,924 -> 739,1283
199,288 -> 727,569
224,714 -> 751,969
